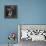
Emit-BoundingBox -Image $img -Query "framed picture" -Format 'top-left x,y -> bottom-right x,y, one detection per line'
18,24 -> 46,41
4,5 -> 17,18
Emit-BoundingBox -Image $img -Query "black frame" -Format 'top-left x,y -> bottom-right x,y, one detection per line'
4,5 -> 17,18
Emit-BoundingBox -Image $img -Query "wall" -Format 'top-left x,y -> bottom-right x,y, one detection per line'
0,0 -> 46,44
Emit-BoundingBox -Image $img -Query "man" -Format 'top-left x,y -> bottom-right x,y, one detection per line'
7,6 -> 15,18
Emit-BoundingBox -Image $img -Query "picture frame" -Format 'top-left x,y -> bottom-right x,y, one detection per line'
18,24 -> 46,41
4,5 -> 17,18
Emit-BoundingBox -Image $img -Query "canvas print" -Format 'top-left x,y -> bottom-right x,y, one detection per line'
5,5 -> 17,18
18,25 -> 46,41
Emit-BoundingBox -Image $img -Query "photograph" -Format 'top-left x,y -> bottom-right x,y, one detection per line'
18,25 -> 46,41
4,5 -> 17,18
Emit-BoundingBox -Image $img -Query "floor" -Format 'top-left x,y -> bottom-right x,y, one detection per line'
0,44 -> 18,46
19,40 -> 46,46
0,40 -> 46,46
